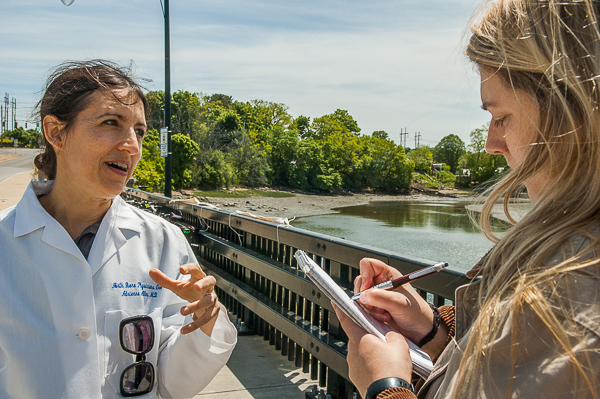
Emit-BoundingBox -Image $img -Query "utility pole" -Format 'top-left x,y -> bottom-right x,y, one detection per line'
0,104 -> 3,148
4,94 -> 8,131
399,127 -> 408,149
163,0 -> 172,198
11,98 -> 16,130
414,131 -> 421,148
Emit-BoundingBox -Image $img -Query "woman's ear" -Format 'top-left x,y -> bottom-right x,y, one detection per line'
43,115 -> 65,151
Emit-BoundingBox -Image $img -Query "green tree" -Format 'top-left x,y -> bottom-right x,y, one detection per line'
407,146 -> 433,172
459,123 -> 507,184
240,100 -> 292,136
434,134 -> 465,174
133,129 -> 164,190
145,90 -> 203,138
215,111 -> 241,134
269,127 -> 300,186
372,130 -> 389,140
171,91 -> 203,137
361,136 -> 413,191
320,131 -> 363,187
291,116 -> 311,139
145,91 -> 165,131
311,109 -> 361,139
289,139 -> 342,191
330,109 -> 360,134
193,150 -> 234,188
227,133 -> 271,187
172,133 -> 200,189
207,94 -> 234,107
4,128 -> 43,148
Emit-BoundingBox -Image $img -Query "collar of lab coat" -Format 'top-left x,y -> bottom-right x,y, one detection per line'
14,181 -> 142,275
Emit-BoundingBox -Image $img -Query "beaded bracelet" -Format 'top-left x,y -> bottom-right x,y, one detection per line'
417,302 -> 440,347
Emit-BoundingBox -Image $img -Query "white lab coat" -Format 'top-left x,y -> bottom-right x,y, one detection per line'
0,181 -> 237,399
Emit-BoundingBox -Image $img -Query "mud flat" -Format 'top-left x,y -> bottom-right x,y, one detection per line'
178,189 -> 476,220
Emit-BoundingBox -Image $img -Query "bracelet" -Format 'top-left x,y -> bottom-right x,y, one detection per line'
417,303 -> 440,347
365,377 -> 415,399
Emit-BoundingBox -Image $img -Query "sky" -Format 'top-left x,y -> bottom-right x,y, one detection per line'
0,0 -> 490,147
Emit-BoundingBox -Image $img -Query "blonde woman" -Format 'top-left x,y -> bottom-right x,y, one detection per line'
334,1 -> 600,398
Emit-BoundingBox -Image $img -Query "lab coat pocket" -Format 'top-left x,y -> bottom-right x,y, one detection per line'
104,307 -> 164,396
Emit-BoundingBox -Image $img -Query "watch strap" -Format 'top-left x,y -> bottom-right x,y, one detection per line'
365,377 -> 415,399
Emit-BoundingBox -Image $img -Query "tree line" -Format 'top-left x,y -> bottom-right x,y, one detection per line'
0,90 -> 506,191
136,91 -> 414,192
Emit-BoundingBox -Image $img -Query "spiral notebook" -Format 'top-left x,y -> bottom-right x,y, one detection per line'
294,250 -> 433,378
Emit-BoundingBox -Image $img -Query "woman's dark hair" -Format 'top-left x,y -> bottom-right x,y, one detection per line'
34,60 -> 149,180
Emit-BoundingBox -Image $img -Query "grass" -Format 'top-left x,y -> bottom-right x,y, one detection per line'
412,171 -> 456,189
193,189 -> 295,199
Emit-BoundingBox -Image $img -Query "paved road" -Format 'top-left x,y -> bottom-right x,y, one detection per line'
0,148 -> 39,182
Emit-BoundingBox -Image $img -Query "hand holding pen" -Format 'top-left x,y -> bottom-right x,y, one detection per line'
352,262 -> 448,301
352,258 -> 450,358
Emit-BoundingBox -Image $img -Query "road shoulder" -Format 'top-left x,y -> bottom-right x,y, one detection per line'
0,172 -> 33,211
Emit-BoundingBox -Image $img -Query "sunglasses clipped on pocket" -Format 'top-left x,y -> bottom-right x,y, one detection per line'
119,315 -> 155,397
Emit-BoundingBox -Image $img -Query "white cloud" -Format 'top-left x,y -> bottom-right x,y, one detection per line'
0,0 -> 489,143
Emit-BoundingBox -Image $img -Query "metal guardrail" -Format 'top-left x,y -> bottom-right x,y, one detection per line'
123,189 -> 471,399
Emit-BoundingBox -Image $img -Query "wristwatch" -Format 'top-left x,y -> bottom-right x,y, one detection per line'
365,377 -> 415,399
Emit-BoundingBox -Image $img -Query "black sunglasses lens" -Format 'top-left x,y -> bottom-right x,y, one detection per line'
121,319 -> 153,354
120,362 -> 155,396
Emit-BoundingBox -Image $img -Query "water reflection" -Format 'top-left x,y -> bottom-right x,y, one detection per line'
292,200 -> 509,272
332,201 -> 509,233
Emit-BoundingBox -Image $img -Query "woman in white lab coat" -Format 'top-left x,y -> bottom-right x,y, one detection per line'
0,60 -> 237,398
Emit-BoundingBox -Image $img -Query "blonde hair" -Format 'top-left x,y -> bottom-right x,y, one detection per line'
458,0 -> 600,397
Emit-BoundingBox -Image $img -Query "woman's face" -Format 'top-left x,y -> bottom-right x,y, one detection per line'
54,89 -> 146,199
480,68 -> 548,201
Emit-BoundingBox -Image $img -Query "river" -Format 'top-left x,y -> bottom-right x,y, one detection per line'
291,199 -> 509,272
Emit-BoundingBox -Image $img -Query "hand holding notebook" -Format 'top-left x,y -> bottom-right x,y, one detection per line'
294,250 -> 433,378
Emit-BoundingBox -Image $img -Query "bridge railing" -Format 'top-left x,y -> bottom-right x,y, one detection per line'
124,189 -> 471,399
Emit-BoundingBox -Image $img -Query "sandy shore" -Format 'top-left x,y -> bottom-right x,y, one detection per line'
175,188 -> 477,220
173,187 -> 533,223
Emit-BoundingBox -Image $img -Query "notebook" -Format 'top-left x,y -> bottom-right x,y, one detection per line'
294,250 -> 433,378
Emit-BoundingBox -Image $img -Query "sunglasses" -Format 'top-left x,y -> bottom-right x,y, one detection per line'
119,315 -> 155,397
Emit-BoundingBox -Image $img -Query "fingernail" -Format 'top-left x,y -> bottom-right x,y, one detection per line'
183,306 -> 189,314
181,326 -> 188,334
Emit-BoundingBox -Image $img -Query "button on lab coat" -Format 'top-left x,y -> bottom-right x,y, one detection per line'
0,181 -> 237,398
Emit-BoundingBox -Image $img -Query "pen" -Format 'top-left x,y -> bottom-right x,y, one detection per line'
351,262 -> 448,300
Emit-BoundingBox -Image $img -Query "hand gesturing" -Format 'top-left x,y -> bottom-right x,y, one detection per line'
149,263 -> 220,336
